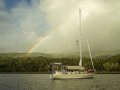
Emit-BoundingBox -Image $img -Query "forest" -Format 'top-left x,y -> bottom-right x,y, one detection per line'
0,53 -> 120,73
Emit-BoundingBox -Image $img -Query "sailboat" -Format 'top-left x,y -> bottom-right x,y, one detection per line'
50,9 -> 95,79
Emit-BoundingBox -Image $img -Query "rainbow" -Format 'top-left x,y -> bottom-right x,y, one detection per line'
27,37 -> 44,53
23,36 -> 47,57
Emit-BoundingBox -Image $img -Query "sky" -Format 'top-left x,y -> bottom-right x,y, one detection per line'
0,0 -> 120,55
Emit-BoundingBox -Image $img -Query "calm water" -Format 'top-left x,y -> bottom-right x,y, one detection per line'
0,74 -> 119,90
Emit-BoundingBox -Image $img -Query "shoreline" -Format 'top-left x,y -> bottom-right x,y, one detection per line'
0,72 -> 120,74
0,72 -> 51,74
95,72 -> 120,74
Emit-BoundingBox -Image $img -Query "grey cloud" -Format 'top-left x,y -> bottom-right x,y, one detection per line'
0,0 -> 49,52
1,0 -> 120,55
35,0 -> 120,55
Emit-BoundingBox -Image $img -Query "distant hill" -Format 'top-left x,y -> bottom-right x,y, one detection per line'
47,50 -> 120,58
0,50 -> 120,58
0,53 -> 50,58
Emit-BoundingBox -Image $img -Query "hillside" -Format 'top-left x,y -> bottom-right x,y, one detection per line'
0,53 -> 120,73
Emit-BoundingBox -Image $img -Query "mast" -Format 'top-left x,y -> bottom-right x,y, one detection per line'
78,8 -> 94,71
79,8 -> 82,67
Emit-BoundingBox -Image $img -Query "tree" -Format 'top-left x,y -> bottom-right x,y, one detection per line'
103,62 -> 112,71
111,62 -> 119,71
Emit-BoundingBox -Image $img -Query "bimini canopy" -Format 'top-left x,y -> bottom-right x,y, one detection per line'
67,66 -> 85,70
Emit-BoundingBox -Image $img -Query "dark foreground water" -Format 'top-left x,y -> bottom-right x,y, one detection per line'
0,74 -> 119,90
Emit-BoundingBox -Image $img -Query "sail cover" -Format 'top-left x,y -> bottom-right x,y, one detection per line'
67,66 -> 85,70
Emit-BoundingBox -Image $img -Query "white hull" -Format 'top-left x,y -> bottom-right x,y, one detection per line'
50,73 -> 94,79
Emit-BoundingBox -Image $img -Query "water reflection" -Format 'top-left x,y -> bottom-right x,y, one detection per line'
50,74 -> 120,90
50,79 -> 94,90
0,74 -> 119,90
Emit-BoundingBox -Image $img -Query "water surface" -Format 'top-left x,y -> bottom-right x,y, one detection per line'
0,74 -> 119,90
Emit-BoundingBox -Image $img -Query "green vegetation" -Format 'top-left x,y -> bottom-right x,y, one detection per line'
0,53 -> 120,73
